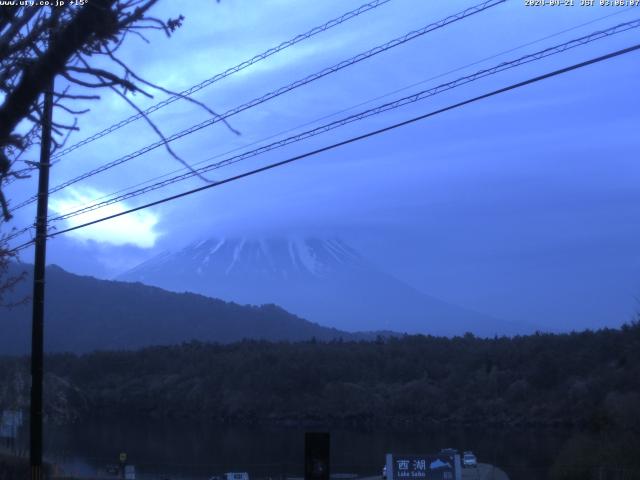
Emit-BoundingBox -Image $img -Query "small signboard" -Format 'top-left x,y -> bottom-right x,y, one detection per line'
385,454 -> 460,480
124,464 -> 136,480
119,452 -> 127,463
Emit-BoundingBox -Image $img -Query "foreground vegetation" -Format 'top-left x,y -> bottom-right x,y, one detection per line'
0,453 -> 41,480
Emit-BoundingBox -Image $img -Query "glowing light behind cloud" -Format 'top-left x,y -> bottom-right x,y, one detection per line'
49,187 -> 160,248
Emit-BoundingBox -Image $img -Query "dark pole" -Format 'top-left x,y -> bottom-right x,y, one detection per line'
30,77 -> 54,480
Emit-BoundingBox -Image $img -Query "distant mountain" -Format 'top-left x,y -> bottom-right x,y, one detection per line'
119,237 -> 530,336
0,264 -> 357,355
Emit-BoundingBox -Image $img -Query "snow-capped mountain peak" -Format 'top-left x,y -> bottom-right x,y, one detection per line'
120,235 -> 527,336
139,237 -> 364,281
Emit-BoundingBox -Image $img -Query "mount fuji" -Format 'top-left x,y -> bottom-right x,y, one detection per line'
119,237 -> 530,336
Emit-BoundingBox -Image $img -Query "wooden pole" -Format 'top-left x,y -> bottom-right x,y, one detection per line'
30,77 -> 54,480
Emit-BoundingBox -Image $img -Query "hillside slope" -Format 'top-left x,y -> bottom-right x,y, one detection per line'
0,264 -> 355,354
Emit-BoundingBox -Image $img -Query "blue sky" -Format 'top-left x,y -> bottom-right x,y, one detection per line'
3,0 -> 640,331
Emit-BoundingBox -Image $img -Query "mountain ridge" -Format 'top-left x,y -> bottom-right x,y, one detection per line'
0,263 -> 369,354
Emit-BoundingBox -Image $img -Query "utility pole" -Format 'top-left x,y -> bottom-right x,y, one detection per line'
30,77 -> 54,480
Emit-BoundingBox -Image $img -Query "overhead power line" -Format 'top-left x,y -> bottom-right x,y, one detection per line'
11,42 -> 640,253
49,0 -> 395,161
9,0 -> 505,213
4,15 -> 637,244
3,0 -> 395,186
5,9 -> 630,246
47,18 -> 640,223
49,6 -> 636,222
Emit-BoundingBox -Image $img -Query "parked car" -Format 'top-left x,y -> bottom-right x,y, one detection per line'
462,452 -> 477,468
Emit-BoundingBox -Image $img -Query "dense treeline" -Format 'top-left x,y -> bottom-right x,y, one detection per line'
2,323 -> 640,432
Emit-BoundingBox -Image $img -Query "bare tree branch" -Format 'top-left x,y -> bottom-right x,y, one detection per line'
109,83 -> 214,183
0,234 -> 27,307
0,0 -> 194,224
0,0 -> 230,300
104,47 -> 241,135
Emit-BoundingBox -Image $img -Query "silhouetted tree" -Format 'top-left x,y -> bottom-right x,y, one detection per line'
0,0 -> 227,296
0,237 -> 24,306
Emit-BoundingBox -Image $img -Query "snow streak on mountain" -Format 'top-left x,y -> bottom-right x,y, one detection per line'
127,237 -> 362,279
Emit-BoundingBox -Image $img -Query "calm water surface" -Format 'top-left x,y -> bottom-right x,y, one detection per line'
39,419 -> 571,479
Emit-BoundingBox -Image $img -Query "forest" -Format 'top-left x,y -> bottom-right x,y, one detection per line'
2,324 -> 640,478
1,323 -> 639,431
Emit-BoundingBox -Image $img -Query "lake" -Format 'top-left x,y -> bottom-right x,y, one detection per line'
32,419 -> 574,479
